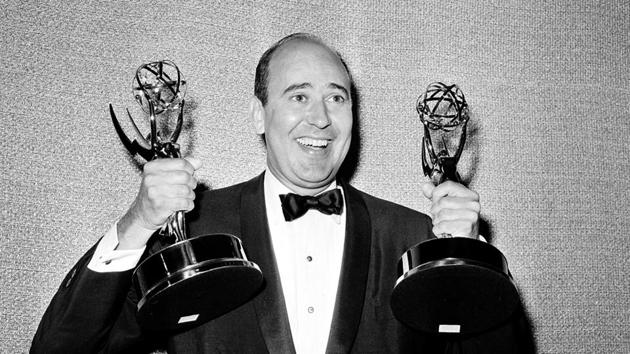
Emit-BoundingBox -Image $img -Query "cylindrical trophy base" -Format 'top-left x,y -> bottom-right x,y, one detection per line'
133,234 -> 264,332
391,238 -> 519,335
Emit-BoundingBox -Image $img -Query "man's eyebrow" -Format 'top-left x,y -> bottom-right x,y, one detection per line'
283,82 -> 312,95
329,83 -> 349,97
282,82 -> 350,97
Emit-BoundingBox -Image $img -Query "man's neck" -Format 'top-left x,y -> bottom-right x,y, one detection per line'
265,168 -> 336,196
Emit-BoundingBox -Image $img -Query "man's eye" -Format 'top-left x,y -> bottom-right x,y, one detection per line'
291,94 -> 307,102
329,95 -> 346,103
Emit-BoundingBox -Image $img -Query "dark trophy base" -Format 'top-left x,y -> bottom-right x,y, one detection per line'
133,234 -> 264,332
391,237 -> 519,335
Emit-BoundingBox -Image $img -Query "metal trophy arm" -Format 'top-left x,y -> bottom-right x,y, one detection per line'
109,61 -> 263,331
109,104 -> 154,161
391,82 -> 519,337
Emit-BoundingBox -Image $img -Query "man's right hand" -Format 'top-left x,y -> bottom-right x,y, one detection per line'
116,157 -> 202,250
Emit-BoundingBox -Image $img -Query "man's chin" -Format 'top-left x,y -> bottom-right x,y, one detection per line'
302,177 -> 338,189
291,172 -> 337,193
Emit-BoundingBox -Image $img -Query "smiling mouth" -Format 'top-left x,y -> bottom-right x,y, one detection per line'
297,137 -> 330,149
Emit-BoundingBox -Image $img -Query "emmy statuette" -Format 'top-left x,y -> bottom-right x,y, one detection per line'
110,61 -> 263,331
390,83 -> 519,336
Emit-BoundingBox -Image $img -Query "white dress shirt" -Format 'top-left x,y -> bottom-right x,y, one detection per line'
264,171 -> 345,354
87,224 -> 145,272
88,171 -> 346,354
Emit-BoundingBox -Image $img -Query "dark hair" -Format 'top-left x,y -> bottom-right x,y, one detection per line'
254,33 -> 352,106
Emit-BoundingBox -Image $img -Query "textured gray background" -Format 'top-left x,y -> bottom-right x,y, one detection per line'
1,0 -> 628,352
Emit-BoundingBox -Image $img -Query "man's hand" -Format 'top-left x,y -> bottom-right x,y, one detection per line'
117,157 -> 202,250
421,181 -> 480,239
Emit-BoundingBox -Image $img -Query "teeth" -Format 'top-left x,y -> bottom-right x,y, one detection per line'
297,137 -> 329,147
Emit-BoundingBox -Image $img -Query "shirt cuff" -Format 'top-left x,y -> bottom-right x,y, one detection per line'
87,222 -> 146,273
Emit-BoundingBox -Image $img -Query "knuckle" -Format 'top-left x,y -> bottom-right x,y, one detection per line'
174,169 -> 190,179
439,181 -> 452,189
146,186 -> 159,200
174,158 -> 191,172
445,180 -> 457,188
178,185 -> 191,196
143,160 -> 157,172
143,174 -> 156,185
435,197 -> 446,209
431,210 -> 441,223
177,199 -> 192,211
167,170 -> 183,182
174,158 -> 187,167
177,171 -> 195,184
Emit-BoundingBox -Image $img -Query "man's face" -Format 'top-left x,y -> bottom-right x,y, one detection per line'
254,40 -> 353,195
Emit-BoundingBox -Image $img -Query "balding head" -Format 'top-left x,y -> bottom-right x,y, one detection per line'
254,33 -> 352,106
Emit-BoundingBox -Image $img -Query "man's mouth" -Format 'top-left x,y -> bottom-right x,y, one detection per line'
297,137 -> 330,149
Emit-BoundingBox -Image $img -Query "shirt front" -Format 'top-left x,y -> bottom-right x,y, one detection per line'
264,171 -> 346,354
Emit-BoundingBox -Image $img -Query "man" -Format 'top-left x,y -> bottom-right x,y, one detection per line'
32,33 -> 488,353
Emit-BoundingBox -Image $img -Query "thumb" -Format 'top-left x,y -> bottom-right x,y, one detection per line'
421,182 -> 435,200
186,157 -> 203,171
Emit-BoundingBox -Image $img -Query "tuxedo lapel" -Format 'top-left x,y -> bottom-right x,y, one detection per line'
240,173 -> 296,354
326,182 -> 372,353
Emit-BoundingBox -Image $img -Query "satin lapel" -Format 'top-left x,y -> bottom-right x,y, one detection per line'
240,173 -> 296,354
326,182 -> 371,353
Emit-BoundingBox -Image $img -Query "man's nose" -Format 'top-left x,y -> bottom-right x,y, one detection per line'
305,100 -> 331,128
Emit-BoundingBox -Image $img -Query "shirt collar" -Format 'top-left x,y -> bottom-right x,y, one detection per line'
263,169 -> 343,224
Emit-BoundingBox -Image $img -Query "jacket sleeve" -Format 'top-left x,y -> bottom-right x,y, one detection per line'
30,243 -> 156,354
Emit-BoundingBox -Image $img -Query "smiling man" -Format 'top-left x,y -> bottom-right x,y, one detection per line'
32,33 -> 498,353
251,36 -> 353,196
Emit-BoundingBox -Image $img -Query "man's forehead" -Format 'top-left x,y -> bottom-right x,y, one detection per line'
268,39 -> 350,88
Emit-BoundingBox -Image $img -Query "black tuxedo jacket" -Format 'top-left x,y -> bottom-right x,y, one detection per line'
32,174 -> 530,353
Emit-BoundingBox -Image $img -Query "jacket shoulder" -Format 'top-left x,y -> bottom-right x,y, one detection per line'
350,185 -> 430,222
187,175 -> 261,236
347,184 -> 434,245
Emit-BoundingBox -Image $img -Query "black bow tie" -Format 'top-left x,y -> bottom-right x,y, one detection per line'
279,189 -> 344,221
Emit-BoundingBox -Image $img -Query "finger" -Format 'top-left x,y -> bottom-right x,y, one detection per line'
152,184 -> 196,201
144,158 -> 196,175
164,184 -> 196,199
144,170 -> 197,189
144,192 -> 195,220
433,219 -> 479,238
167,198 -> 196,213
432,208 -> 479,225
431,181 -> 479,203
421,182 -> 436,200
430,197 -> 481,217
149,200 -> 195,221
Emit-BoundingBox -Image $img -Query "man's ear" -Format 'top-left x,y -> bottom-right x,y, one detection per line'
249,96 -> 265,135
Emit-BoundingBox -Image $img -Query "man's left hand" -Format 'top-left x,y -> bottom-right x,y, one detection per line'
421,181 -> 480,239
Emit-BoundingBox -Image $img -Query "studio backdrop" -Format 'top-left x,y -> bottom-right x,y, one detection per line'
1,0 -> 628,352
